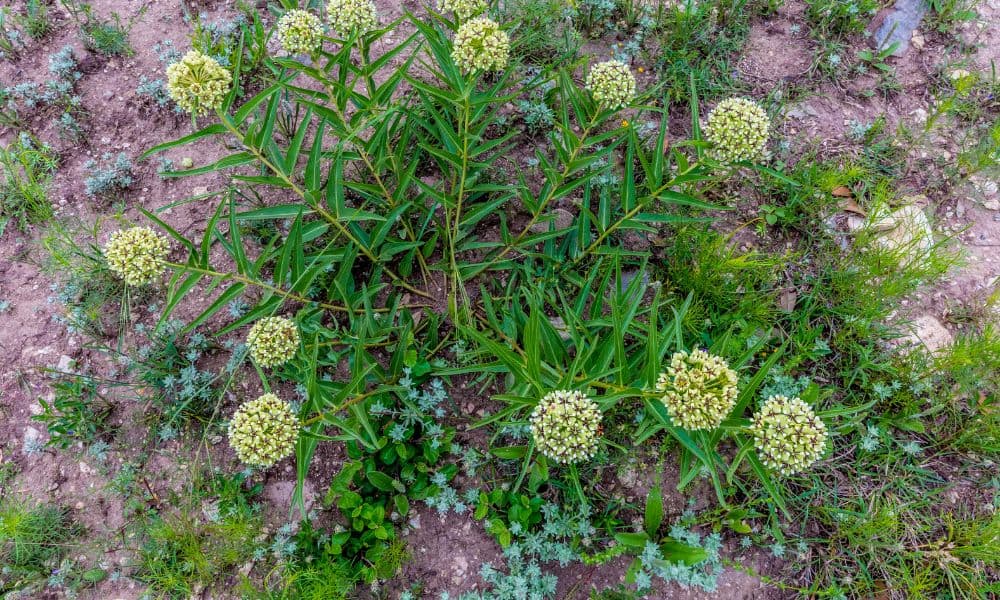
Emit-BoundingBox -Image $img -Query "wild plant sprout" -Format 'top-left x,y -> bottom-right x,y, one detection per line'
529,390 -> 602,463
585,59 -> 636,110
703,97 -> 770,163
276,9 -> 324,55
246,317 -> 300,368
103,227 -> 169,286
227,393 -> 301,467
437,0 -> 487,21
451,17 -> 510,74
656,350 -> 738,430
750,395 -> 828,475
165,50 -> 231,116
326,0 -> 378,37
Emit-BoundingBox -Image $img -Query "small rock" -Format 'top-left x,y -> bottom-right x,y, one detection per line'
528,208 -> 574,233
786,102 -> 819,120
549,316 -> 571,341
867,205 -> 934,259
905,315 -> 953,353
57,355 -> 75,373
872,0 -> 929,56
985,198 -> 1000,211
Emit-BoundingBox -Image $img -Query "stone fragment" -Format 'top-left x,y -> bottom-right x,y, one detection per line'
905,315 -> 953,353
868,205 -> 934,257
872,0 -> 929,56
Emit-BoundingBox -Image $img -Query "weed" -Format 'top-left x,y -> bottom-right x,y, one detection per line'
83,152 -> 134,197
59,0 -> 138,56
134,472 -> 264,599
34,374 -> 113,449
0,133 -> 57,231
0,500 -> 82,593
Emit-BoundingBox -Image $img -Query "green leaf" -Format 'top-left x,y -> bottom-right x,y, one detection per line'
141,124 -> 227,158
394,494 -> 410,517
491,446 -> 528,460
615,532 -> 650,548
644,476 -> 664,536
366,471 -> 405,493
657,540 -> 709,565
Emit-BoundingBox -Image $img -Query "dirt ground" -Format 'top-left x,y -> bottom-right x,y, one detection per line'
0,0 -> 997,598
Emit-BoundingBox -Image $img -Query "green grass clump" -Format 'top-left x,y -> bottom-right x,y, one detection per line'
0,500 -> 82,592
0,134 -> 57,232
134,473 -> 263,599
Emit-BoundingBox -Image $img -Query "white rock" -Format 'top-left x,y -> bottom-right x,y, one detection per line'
867,205 -> 934,258
905,315 -> 953,353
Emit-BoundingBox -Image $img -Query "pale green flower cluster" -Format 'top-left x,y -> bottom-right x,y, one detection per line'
703,97 -> 770,163
165,50 -> 232,116
451,17 -> 510,74
247,317 -> 300,368
656,350 -> 738,430
750,395 -> 828,476
529,390 -> 602,464
228,393 -> 301,467
277,9 -> 325,55
437,0 -> 487,21
585,60 -> 636,109
103,227 -> 170,286
327,0 -> 378,37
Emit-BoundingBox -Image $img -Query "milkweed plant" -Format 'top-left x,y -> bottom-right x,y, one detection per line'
137,4 -> 820,528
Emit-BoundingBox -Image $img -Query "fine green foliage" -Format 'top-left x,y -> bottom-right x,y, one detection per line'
133,472 -> 263,599
0,500 -> 82,593
59,0 -> 136,56
0,134 -> 57,232
34,374 -> 113,448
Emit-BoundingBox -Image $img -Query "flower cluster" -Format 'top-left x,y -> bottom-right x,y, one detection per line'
656,350 -> 738,430
228,393 -> 301,467
451,17 -> 510,74
327,0 -> 378,37
276,9 -> 325,55
437,0 -> 487,21
247,317 -> 300,368
529,390 -> 602,463
585,60 -> 637,109
103,227 -> 170,286
703,97 -> 770,163
750,395 -> 828,475
165,50 -> 231,116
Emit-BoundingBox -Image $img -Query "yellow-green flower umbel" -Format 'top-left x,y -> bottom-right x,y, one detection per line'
247,317 -> 300,368
529,390 -> 602,464
165,50 -> 232,116
228,393 -> 301,467
276,9 -> 325,55
437,0 -> 487,21
585,60 -> 637,109
451,17 -> 510,74
104,226 -> 170,286
703,97 -> 770,163
656,350 -> 738,430
750,395 -> 828,476
327,0 -> 378,37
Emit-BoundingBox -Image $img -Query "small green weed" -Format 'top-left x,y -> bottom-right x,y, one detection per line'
0,133 -> 57,231
0,500 -> 82,593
